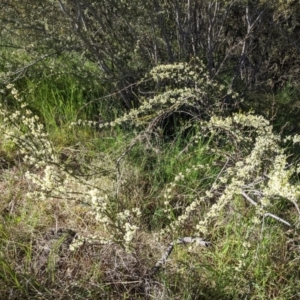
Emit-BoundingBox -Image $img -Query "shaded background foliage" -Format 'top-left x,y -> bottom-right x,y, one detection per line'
0,0 -> 300,127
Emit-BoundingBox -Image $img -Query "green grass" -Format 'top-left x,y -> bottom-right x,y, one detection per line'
123,129 -> 218,232
158,212 -> 297,300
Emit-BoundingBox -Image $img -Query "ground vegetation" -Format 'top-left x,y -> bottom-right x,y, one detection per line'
1,1 -> 300,299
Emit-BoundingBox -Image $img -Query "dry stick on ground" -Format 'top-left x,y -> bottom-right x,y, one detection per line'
137,237 -> 210,296
147,237 -> 210,277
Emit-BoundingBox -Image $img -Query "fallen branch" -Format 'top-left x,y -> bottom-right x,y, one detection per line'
241,191 -> 291,226
148,237 -> 210,277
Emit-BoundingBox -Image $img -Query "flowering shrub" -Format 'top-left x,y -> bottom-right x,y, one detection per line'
0,84 -> 141,252
71,58 -> 240,130
1,61 -> 299,256
161,112 -> 300,239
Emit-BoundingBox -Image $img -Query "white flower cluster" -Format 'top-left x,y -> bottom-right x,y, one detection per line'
69,233 -> 111,252
25,165 -> 66,200
85,188 -> 141,251
0,84 -> 57,167
149,60 -> 207,85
